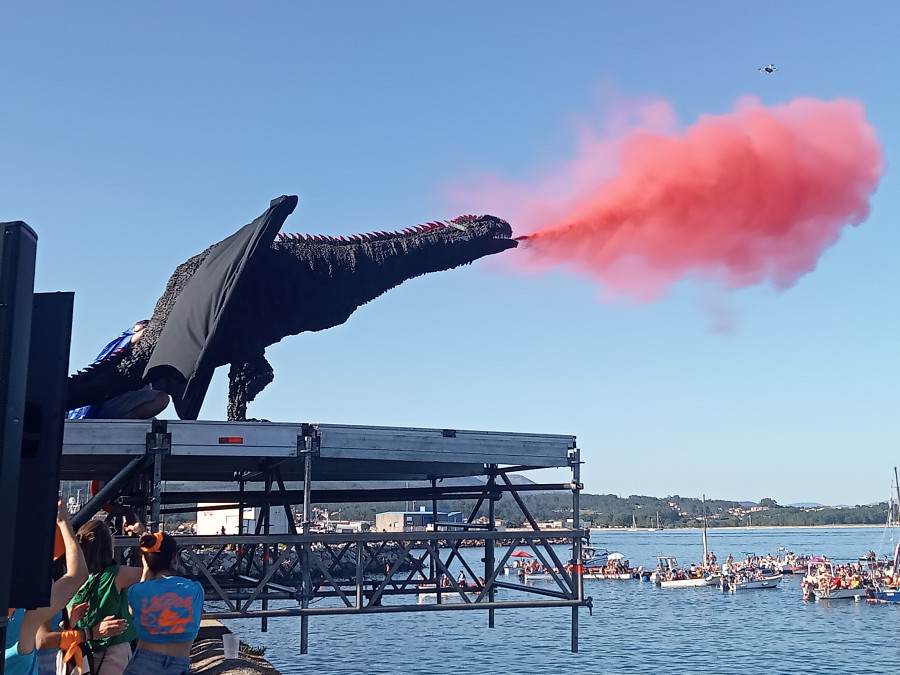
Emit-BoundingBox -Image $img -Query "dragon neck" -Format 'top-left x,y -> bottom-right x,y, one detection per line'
274,231 -> 472,306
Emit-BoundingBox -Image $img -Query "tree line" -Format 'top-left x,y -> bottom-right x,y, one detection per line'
314,493 -> 894,529
61,480 -> 893,529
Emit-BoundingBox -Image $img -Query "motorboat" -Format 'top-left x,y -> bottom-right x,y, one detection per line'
721,571 -> 783,592
802,559 -> 869,601
583,545 -> 610,568
651,555 -> 717,588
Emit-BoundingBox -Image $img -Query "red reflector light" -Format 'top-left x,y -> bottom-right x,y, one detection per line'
218,436 -> 244,444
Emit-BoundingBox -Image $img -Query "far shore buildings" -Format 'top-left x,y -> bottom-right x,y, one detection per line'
375,508 -> 464,533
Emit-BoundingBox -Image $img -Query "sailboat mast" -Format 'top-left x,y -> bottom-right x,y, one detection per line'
894,468 -> 900,572
702,494 -> 709,566
894,467 -> 900,520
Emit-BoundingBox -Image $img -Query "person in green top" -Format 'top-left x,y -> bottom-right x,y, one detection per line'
66,520 -> 144,675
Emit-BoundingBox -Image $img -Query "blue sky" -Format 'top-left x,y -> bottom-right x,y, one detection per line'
3,2 -> 896,506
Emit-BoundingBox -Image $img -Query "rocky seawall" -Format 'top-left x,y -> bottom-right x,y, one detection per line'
192,620 -> 279,675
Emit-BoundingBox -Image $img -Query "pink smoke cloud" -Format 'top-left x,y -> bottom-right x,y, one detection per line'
447,96 -> 885,302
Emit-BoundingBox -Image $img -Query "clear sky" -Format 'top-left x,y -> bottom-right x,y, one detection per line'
3,2 -> 896,506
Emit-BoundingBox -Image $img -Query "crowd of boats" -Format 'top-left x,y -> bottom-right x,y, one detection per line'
504,543 -> 900,602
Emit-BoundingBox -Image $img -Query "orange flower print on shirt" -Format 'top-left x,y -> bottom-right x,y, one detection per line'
139,592 -> 195,635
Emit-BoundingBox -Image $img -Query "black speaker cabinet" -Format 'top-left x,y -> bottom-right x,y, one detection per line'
7,292 -> 73,608
0,221 -> 37,610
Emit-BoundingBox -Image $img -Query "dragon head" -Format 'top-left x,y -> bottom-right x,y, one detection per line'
410,214 -> 518,269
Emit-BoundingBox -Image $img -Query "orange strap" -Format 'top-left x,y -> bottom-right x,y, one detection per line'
59,630 -> 84,675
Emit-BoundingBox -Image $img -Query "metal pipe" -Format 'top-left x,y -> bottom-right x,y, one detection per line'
431,477 -> 439,604
150,445 -> 163,532
300,436 -> 312,654
487,467 -> 496,629
355,540 -> 364,610
71,456 -> 145,530
571,446 -> 581,654
208,598 -> 583,619
261,470 -> 272,633
156,483 -> 555,505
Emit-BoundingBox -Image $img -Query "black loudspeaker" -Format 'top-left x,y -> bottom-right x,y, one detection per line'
0,221 -> 37,611
8,292 -> 74,608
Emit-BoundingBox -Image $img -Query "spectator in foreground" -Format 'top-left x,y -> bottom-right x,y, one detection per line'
124,532 -> 204,675
66,520 -> 144,675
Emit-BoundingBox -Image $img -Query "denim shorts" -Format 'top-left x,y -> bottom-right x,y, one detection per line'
122,648 -> 191,675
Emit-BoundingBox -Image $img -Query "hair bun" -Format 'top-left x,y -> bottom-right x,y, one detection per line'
139,533 -> 157,548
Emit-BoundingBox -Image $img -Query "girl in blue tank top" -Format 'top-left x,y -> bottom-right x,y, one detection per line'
124,532 -> 203,675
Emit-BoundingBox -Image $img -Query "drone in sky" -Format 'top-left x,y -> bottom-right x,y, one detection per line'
758,64 -> 778,74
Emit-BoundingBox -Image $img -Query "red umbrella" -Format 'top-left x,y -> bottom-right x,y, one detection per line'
511,550 -> 532,558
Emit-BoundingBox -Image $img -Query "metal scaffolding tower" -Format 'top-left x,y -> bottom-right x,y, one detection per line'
62,419 -> 592,654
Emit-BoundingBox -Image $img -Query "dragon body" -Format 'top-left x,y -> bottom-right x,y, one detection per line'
66,198 -> 517,420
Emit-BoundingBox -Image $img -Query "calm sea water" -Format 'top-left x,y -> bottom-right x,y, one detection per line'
220,527 -> 900,674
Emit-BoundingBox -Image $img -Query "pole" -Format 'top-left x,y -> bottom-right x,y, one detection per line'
702,494 -> 708,566
571,446 -> 581,654
300,433 -> 313,654
261,471 -> 272,633
894,467 -> 900,519
487,468 -> 496,628
431,477 -> 438,602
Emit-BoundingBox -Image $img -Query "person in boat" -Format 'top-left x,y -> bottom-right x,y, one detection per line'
457,571 -> 467,588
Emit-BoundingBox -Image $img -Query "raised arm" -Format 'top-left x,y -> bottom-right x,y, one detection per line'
14,502 -> 88,655
49,500 -> 88,612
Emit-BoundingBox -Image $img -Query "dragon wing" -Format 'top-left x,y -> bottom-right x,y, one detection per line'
144,195 -> 298,419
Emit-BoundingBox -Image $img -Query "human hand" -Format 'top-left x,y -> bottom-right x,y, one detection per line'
95,616 -> 127,639
69,602 -> 89,626
56,499 -> 69,524
124,522 -> 148,536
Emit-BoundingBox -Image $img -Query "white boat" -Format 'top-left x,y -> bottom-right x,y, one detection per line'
583,546 -> 610,568
651,555 -> 718,588
803,559 -> 868,601
653,496 -> 718,589
523,572 -> 555,582
649,555 -> 677,584
659,576 -> 718,588
583,570 -> 634,580
416,585 -> 486,603
721,572 -> 783,592
813,585 -> 868,601
582,552 -> 636,580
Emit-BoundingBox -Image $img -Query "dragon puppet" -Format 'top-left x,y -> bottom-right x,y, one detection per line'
66,196 -> 517,420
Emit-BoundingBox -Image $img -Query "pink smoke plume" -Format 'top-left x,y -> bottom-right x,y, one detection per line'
449,96 -> 885,302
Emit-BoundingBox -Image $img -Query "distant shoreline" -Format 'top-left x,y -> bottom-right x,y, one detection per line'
591,524 -> 886,531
